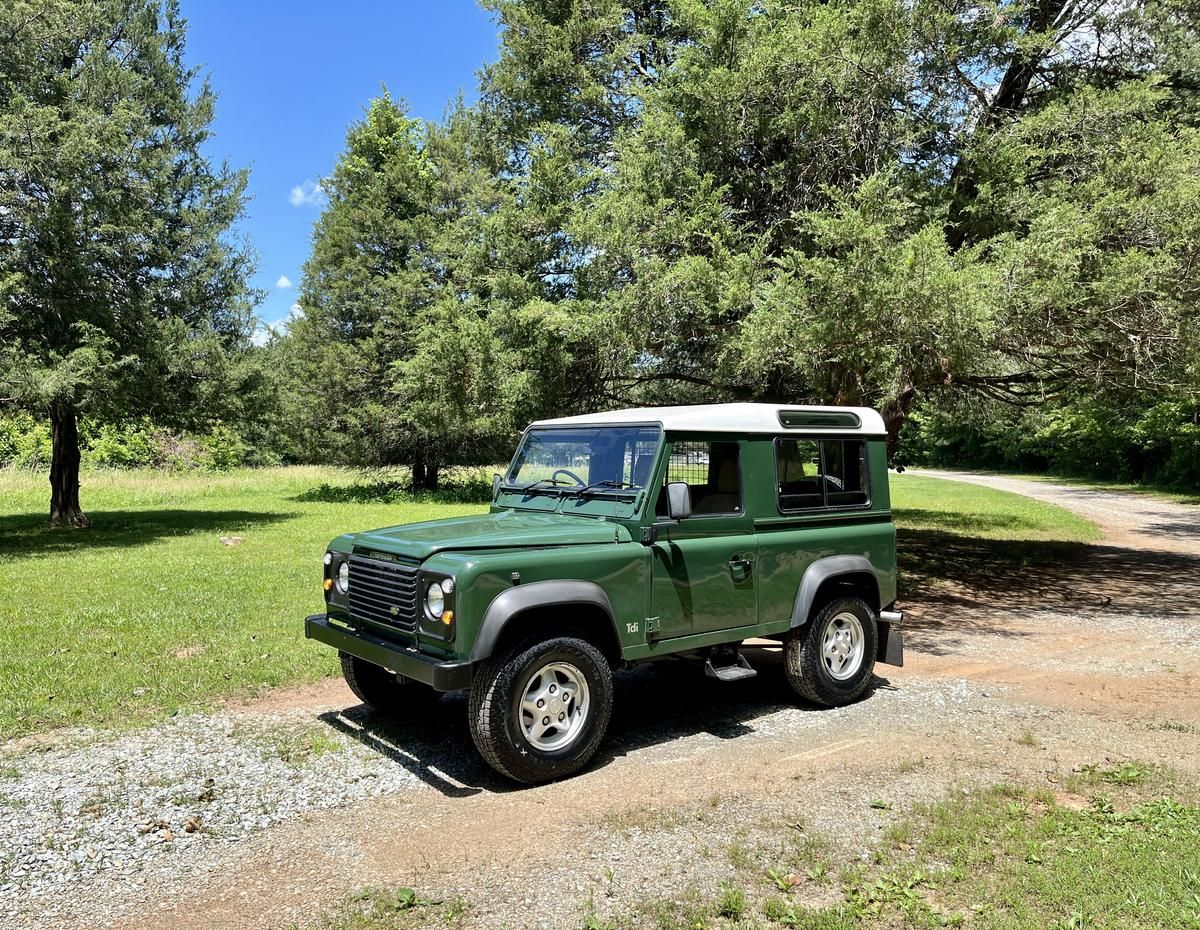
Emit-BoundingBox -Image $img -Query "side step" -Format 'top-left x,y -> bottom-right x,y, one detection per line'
704,653 -> 757,682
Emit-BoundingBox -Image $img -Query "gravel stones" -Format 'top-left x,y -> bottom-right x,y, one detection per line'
0,707 -> 427,923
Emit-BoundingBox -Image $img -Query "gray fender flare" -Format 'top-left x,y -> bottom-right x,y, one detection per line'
789,555 -> 881,629
470,580 -> 618,663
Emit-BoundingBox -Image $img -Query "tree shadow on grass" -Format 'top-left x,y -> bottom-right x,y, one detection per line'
0,509 -> 295,559
291,480 -> 491,506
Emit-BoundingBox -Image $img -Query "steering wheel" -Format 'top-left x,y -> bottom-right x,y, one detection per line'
551,468 -> 586,487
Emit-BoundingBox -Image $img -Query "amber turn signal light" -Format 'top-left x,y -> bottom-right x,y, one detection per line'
323,578 -> 334,592
442,610 -> 454,625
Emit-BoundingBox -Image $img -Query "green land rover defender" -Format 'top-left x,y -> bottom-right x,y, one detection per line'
305,403 -> 903,783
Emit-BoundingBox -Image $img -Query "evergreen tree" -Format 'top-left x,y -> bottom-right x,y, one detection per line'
0,0 -> 256,524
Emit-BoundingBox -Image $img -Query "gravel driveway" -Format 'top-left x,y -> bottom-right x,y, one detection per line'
4,472 -> 1199,930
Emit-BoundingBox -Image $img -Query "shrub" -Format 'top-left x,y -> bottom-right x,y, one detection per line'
905,395 -> 1200,491
198,423 -> 249,471
1,415 -> 256,472
82,418 -> 163,468
0,413 -> 53,470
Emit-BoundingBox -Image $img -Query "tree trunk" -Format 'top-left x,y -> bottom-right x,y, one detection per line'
881,386 -> 916,468
411,453 -> 441,492
49,404 -> 90,528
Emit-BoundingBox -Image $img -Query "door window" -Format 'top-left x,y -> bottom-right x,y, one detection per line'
658,441 -> 743,515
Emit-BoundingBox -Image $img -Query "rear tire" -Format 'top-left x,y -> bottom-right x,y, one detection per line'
468,636 -> 613,784
339,651 -> 436,713
784,596 -> 877,707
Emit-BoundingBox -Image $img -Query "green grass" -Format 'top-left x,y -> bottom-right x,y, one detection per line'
289,887 -> 450,930
890,473 -> 1101,542
0,467 -> 485,739
0,466 -> 1097,740
846,769 -> 1200,929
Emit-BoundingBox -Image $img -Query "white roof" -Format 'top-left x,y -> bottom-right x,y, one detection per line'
530,403 -> 887,436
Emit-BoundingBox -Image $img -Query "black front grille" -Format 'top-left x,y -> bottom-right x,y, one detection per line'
347,554 -> 418,632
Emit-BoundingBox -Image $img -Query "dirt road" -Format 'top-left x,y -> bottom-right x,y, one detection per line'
8,473 -> 1200,930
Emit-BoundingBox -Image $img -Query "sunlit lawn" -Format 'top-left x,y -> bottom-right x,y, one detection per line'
0,467 -> 484,740
0,467 -> 1098,740
890,473 -> 1101,542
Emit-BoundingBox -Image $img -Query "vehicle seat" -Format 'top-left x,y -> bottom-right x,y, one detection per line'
693,455 -> 740,514
631,451 -> 655,489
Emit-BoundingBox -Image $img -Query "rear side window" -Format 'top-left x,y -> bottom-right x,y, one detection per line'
775,439 -> 869,511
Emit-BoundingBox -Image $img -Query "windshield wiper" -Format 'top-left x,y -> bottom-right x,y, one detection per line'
503,477 -> 581,495
578,479 -> 642,497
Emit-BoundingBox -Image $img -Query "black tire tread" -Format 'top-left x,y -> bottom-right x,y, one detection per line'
468,635 -> 613,784
784,596 -> 877,707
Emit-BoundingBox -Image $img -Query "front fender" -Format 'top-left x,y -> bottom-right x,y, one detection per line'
470,580 -> 618,663
789,555 -> 881,628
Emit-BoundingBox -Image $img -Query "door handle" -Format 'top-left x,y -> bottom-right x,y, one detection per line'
728,556 -> 753,578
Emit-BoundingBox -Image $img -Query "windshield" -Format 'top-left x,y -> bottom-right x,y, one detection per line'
504,426 -> 661,496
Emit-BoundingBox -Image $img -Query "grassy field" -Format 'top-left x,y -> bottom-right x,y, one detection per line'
0,467 -> 1098,740
891,473 -> 1100,541
301,764 -> 1200,930
0,467 -> 483,739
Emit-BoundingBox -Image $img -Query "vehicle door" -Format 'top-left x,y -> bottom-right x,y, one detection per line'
650,436 -> 759,638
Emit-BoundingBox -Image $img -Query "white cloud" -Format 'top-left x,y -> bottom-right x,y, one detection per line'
289,302 -> 303,319
288,179 -> 325,207
251,326 -> 273,347
275,274 -> 293,289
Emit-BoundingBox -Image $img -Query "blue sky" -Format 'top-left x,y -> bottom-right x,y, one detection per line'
180,1 -> 500,337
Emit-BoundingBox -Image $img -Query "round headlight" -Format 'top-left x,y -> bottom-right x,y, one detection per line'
441,577 -> 455,595
336,560 -> 350,593
425,581 -> 445,618
323,551 -> 333,566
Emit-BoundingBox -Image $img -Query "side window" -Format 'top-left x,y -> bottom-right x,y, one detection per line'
775,439 -> 823,510
822,440 -> 869,507
775,439 -> 869,511
658,440 -> 742,515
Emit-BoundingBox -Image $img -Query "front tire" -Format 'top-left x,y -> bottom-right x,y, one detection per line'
784,596 -> 878,707
340,651 -> 436,713
468,636 -> 613,784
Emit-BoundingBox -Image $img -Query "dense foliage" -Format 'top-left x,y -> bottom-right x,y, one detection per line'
4,0 -> 1199,506
0,412 -> 256,471
0,0 -> 261,521
263,0 -> 1200,488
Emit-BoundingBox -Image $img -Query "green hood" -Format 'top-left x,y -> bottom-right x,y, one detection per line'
350,509 -> 632,561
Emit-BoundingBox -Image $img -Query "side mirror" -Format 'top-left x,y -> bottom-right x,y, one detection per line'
666,481 -> 692,521
492,474 -> 502,501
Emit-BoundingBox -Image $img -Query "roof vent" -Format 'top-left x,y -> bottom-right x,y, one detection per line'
778,410 -> 862,429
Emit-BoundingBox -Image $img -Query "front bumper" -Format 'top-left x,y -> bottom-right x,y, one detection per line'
305,614 -> 473,691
